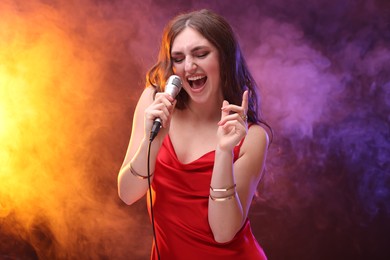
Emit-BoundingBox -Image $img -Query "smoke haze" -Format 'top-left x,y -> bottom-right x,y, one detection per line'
1,0 -> 389,259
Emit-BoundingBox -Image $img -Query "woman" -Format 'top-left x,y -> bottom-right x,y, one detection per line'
118,9 -> 270,260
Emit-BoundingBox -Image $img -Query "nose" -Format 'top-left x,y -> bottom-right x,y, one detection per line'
184,57 -> 197,73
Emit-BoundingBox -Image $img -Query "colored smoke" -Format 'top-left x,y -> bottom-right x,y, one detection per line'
0,0 -> 389,259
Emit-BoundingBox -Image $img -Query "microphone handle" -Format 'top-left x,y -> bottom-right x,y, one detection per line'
149,118 -> 162,141
149,75 -> 182,142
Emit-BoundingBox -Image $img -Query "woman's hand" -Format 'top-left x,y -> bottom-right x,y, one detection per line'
217,90 -> 249,151
143,92 -> 176,141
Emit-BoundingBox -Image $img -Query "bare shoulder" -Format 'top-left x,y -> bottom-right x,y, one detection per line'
134,86 -> 155,111
240,124 -> 269,158
139,86 -> 155,103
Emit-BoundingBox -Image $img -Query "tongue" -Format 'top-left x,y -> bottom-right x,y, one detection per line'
192,77 -> 206,89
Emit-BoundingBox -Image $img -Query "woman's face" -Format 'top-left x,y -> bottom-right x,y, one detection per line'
171,27 -> 222,106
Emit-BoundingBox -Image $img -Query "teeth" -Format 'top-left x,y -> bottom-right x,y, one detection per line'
187,75 -> 205,81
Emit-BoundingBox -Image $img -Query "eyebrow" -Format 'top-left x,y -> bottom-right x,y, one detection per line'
171,45 -> 209,55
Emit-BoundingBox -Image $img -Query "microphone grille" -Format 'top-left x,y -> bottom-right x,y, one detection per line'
171,76 -> 182,88
165,75 -> 182,98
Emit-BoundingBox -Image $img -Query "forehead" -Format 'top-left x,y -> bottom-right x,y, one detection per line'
171,27 -> 213,52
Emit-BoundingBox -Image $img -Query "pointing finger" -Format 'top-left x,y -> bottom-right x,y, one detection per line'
241,90 -> 249,115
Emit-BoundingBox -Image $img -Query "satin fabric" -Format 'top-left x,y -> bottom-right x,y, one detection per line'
148,130 -> 267,260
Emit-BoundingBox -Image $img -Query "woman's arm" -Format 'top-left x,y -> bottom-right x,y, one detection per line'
208,92 -> 269,243
209,125 -> 269,243
117,86 -> 175,205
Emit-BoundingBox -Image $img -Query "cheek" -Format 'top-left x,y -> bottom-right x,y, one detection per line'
208,62 -> 220,83
172,65 -> 184,77
172,65 -> 189,89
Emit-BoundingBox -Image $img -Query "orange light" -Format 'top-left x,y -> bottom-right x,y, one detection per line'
0,1 -> 147,258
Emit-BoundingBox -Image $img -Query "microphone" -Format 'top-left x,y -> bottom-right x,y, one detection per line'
149,75 -> 183,141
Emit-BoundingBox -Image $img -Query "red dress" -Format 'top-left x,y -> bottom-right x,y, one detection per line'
148,133 -> 267,260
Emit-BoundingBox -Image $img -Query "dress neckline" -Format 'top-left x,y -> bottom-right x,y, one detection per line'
166,134 -> 215,166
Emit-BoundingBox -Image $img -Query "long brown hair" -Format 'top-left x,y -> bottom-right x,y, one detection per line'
146,9 -> 270,130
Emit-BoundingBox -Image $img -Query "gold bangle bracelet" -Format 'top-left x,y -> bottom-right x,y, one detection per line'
209,193 -> 236,201
210,183 -> 236,192
129,163 -> 154,180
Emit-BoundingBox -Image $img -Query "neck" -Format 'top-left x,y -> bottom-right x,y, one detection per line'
183,99 -> 222,124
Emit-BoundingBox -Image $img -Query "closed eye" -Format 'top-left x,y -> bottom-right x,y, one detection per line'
196,52 -> 209,58
172,56 -> 184,63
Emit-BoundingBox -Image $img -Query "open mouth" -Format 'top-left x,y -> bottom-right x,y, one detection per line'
187,75 -> 207,89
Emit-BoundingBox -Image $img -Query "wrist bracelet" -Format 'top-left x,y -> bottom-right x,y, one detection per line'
129,163 -> 154,179
210,183 -> 236,192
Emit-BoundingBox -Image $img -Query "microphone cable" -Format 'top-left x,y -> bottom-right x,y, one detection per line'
147,138 -> 161,260
146,75 -> 182,260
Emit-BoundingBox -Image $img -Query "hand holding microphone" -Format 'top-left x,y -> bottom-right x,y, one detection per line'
149,75 -> 183,142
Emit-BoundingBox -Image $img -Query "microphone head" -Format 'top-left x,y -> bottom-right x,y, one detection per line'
165,75 -> 182,98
